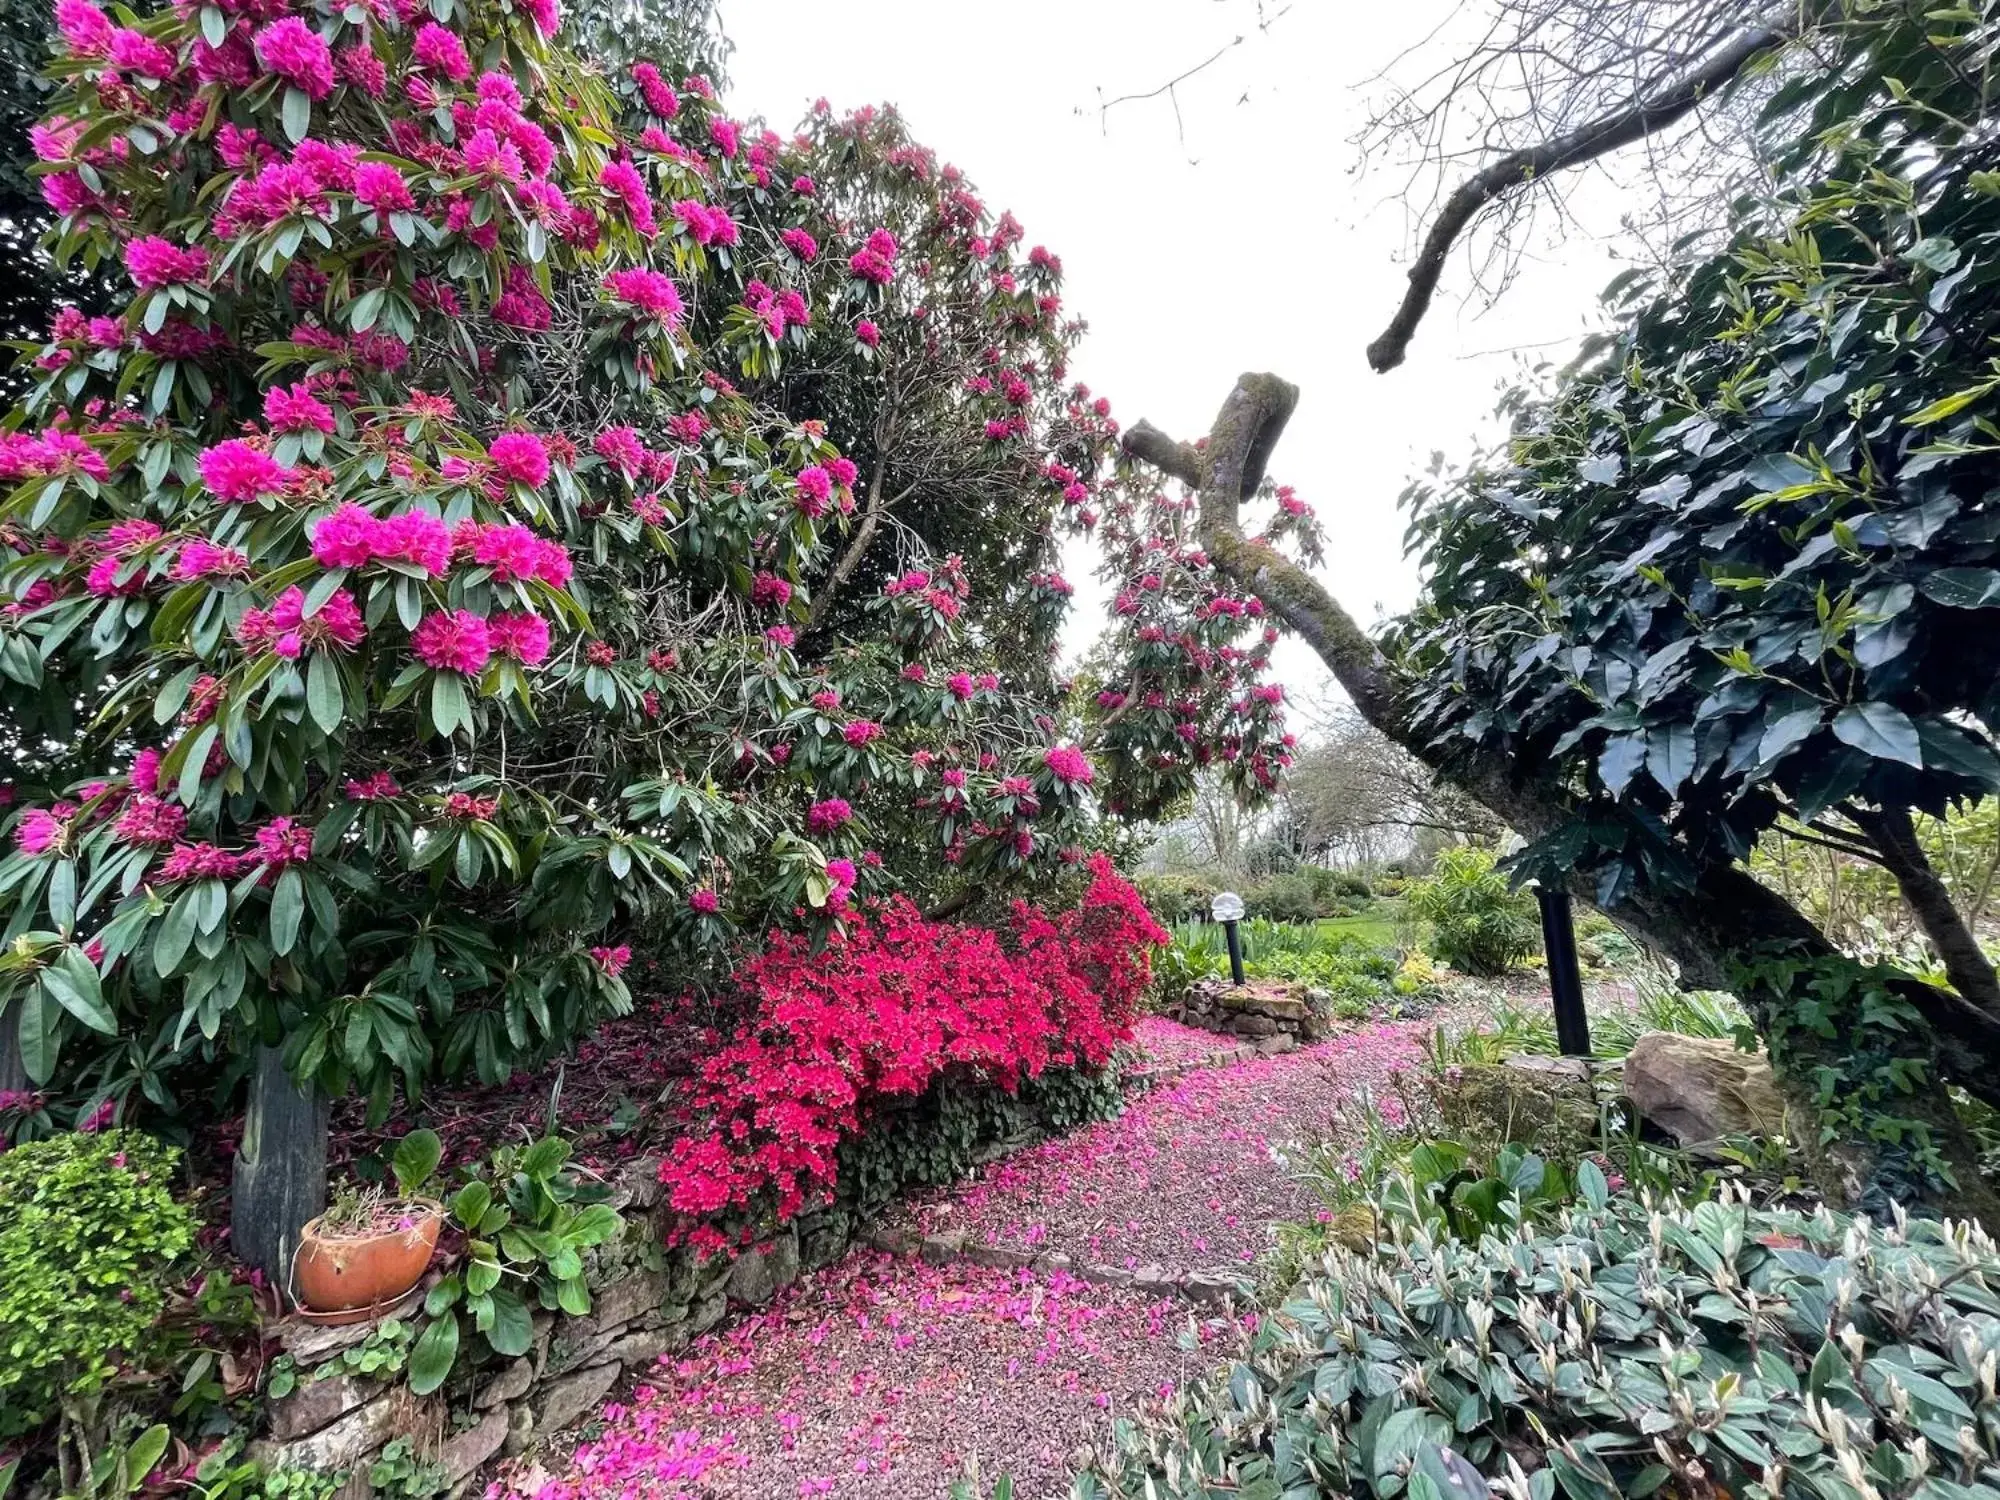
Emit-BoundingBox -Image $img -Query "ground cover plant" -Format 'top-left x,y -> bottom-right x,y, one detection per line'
1082,1176 -> 2000,1500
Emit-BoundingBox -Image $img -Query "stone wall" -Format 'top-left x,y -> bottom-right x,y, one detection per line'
254,1154 -> 847,1498
1165,976 -> 1326,1049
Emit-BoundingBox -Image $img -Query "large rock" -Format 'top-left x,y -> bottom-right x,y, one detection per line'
725,1229 -> 800,1305
438,1406 -> 510,1484
1624,1032 -> 1784,1147
532,1361 -> 621,1435
268,1374 -> 375,1442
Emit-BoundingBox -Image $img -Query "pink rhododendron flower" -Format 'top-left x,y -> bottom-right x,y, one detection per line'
199,439 -> 293,503
842,720 -> 883,748
631,62 -> 679,117
590,944 -> 632,977
780,227 -> 817,262
16,807 -> 67,855
113,794 -> 186,847
57,0 -> 114,56
603,266 -> 684,327
353,160 -> 414,215
1044,745 -> 1094,785
411,22 -> 470,80
793,466 -> 832,518
489,431 -> 550,490
254,817 -> 315,867
125,236 -> 207,291
855,319 -> 880,348
253,17 -> 335,100
593,425 -> 647,476
108,29 -> 175,78
806,797 -> 852,833
487,610 -> 551,666
159,842 -> 249,883
345,771 -> 400,801
688,887 -> 720,914
263,382 -> 336,433
411,610 -> 491,674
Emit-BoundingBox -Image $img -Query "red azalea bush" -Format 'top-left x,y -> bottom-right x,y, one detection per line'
657,854 -> 1166,1250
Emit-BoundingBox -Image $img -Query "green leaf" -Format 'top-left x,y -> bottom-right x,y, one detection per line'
450,1179 -> 493,1229
431,672 -> 467,739
1645,722 -> 1694,795
306,649 -> 345,735
485,1286 -> 533,1357
392,1127 -> 442,1196
42,947 -> 115,1033
568,1203 -> 622,1248
121,1426 -> 171,1494
1576,1157 -> 1608,1210
281,85 -> 311,144
1597,733 -> 1646,797
406,1313 -> 460,1396
1919,567 -> 2000,608
16,987 -> 58,1085
554,1275 -> 591,1316
270,867 -> 305,956
1832,702 -> 1923,768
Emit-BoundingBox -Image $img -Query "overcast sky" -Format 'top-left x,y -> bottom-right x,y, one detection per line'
722,0 -> 1642,700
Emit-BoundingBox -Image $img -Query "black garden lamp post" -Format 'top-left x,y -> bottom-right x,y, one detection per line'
1212,890 -> 1246,987
1531,880 -> 1592,1057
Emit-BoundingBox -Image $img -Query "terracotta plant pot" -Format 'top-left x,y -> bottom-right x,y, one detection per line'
292,1198 -> 443,1314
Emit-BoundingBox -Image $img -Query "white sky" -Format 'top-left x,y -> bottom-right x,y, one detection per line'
722,0 -> 1642,700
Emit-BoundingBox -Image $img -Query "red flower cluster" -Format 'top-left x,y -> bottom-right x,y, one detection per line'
656,856 -> 1165,1251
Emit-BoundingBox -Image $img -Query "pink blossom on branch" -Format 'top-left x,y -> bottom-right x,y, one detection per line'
411,610 -> 492,675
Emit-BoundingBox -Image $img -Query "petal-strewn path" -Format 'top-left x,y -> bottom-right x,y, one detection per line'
499,1017 -> 1433,1500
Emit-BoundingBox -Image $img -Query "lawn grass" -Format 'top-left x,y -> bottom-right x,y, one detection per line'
1316,899 -> 1405,952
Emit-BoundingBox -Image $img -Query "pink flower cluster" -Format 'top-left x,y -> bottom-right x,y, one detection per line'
124,236 -> 208,291
848,228 -> 899,284
199,439 -> 294,503
237,585 -> 366,658
604,266 -> 685,327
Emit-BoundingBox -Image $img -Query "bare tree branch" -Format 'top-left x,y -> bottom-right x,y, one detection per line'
1366,6 -> 1798,371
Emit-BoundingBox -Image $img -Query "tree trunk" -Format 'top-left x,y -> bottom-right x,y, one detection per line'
1848,804 -> 2000,1020
1124,372 -> 2000,1225
231,1044 -> 330,1303
0,996 -> 25,1099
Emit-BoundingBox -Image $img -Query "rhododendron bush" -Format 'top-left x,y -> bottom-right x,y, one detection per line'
657,854 -> 1167,1251
0,0 -> 1306,1174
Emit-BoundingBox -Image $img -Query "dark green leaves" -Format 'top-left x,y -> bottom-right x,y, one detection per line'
1919,568 -> 2000,608
406,1313 -> 458,1396
1831,703 -> 1922,768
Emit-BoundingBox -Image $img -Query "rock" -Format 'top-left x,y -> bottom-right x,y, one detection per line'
1031,1251 -> 1072,1275
1623,1032 -> 1784,1147
277,1297 -> 421,1368
1182,1269 -> 1248,1305
726,1230 -> 800,1306
1229,1014 -> 1280,1038
1130,1265 -> 1173,1296
919,1231 -> 967,1266
610,1157 -> 662,1211
1431,1060 -> 1599,1147
438,1406 -> 509,1484
268,1374 -> 375,1442
475,1359 -> 534,1410
1077,1264 -> 1130,1288
604,1325 -> 681,1368
865,1225 -> 921,1256
1503,1052 -> 1593,1081
1253,1035 -> 1297,1057
543,1325 -> 619,1378
698,1252 -> 736,1297
586,1270 -> 669,1331
533,1361 -> 621,1435
962,1242 -> 1034,1270
502,1404 -> 537,1459
797,1207 -> 853,1270
1219,988 -> 1310,1023
529,1313 -> 554,1377
330,1470 -> 372,1500
687,1289 -> 728,1336
251,1391 -> 403,1473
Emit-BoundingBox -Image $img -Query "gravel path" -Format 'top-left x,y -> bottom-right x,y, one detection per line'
502,1016 -> 1438,1500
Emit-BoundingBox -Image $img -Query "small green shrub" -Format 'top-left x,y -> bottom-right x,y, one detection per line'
0,1131 -> 196,1436
1085,1184 -> 2000,1500
1242,876 -> 1318,925
1133,873 -> 1220,926
1406,847 -> 1538,977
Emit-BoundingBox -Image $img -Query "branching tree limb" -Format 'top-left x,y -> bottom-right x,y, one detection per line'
1365,7 -> 1800,371
1124,374 -> 2000,1223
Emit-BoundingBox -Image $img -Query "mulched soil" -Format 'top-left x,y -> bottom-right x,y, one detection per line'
885,1020 -> 1434,1274
496,1011 -> 1450,1500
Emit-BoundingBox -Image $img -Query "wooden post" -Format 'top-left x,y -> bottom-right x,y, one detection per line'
232,1044 -> 329,1304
